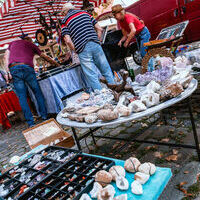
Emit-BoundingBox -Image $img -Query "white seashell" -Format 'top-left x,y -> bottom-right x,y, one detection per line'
128,100 -> 147,113
138,162 -> 156,175
90,182 -> 103,198
131,180 -> 143,195
109,166 -> 126,181
141,92 -> 160,107
95,170 -> 112,186
97,184 -> 115,200
134,172 -> 150,184
80,193 -> 92,200
124,157 -> 141,173
114,194 -> 128,200
116,176 -> 129,190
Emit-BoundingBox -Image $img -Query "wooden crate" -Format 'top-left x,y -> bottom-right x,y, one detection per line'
22,118 -> 74,149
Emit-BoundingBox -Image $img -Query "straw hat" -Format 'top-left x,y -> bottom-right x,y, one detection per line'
61,3 -> 75,15
111,4 -> 124,15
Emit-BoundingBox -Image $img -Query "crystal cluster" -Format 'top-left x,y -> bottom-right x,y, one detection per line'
135,66 -> 173,85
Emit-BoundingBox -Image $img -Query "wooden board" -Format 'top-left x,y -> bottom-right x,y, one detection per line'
22,118 -> 74,149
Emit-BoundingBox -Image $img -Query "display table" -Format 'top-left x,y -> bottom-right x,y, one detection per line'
7,145 -> 172,200
0,91 -> 21,129
57,79 -> 200,161
29,64 -> 90,114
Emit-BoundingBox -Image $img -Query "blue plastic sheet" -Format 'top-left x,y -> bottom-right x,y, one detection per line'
86,154 -> 172,200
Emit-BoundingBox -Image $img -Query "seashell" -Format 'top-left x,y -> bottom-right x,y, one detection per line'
90,182 -> 103,198
116,176 -> 129,190
134,172 -> 150,184
128,100 -> 147,113
109,166 -> 126,181
80,193 -> 92,200
97,184 -> 115,200
114,105 -> 132,117
124,157 -> 141,173
95,170 -> 112,186
138,162 -> 156,175
114,194 -> 128,200
97,109 -> 119,122
141,92 -> 160,108
131,180 -> 143,195
85,114 -> 98,124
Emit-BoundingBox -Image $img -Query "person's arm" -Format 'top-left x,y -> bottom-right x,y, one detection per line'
4,50 -> 12,83
40,53 -> 60,67
118,28 -> 128,47
124,23 -> 136,48
63,35 -> 75,51
94,23 -> 103,42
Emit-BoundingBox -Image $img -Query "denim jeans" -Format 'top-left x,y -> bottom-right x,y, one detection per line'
136,26 -> 151,58
78,41 -> 115,91
10,64 -> 47,126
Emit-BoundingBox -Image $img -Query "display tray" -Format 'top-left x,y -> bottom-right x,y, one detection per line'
0,146 -> 114,200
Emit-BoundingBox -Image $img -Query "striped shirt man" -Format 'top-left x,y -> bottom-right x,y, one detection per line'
61,9 -> 100,54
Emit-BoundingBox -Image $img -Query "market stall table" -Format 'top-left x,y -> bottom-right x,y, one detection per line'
0,91 -> 21,129
0,145 -> 172,200
57,79 -> 200,161
29,64 -> 90,114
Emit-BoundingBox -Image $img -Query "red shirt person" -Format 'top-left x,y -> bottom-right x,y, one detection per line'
112,4 -> 151,58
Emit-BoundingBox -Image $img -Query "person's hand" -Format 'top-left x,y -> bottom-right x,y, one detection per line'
55,62 -> 61,67
118,40 -> 123,47
124,41 -> 129,48
5,72 -> 12,84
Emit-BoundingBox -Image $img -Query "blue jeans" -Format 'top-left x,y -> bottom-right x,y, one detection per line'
78,41 -> 115,91
10,65 -> 47,126
136,27 -> 151,58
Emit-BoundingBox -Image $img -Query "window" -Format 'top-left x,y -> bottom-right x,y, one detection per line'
184,0 -> 195,3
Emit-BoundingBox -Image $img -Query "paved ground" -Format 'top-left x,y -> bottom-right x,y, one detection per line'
1,72 -> 200,199
1,93 -> 200,199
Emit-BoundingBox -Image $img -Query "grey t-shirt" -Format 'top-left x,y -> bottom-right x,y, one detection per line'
0,70 -> 7,88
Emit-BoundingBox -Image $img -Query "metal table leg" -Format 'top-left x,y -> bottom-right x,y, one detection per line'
90,128 -> 96,145
188,98 -> 200,161
71,127 -> 82,151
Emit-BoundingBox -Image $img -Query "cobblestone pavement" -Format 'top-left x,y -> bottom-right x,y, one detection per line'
1,83 -> 200,199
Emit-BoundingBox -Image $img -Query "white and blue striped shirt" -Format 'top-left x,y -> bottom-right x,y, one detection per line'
61,9 -> 100,54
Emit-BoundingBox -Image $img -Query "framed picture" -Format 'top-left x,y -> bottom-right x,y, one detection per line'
156,20 -> 189,40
